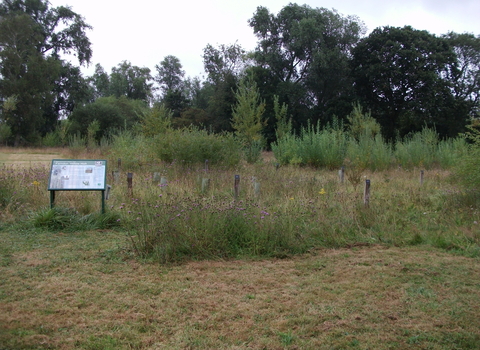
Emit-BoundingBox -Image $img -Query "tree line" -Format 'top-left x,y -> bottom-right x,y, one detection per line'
0,0 -> 479,146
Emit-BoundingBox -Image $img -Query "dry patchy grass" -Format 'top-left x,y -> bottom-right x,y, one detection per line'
0,147 -> 67,167
0,230 -> 479,349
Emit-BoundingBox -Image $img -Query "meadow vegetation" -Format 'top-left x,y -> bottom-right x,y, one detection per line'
1,122 -> 480,348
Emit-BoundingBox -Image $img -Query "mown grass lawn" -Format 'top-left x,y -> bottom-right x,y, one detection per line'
1,228 -> 479,349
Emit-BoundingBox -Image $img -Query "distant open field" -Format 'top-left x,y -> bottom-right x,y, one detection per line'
0,147 -> 67,167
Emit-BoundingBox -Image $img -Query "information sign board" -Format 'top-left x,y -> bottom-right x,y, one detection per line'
48,159 -> 107,190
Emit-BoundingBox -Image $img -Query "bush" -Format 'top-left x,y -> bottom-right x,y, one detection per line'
451,123 -> 480,189
108,130 -> 154,170
150,128 -> 241,167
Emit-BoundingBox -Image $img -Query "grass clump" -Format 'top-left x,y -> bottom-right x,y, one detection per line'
126,196 -> 307,263
32,207 -> 120,232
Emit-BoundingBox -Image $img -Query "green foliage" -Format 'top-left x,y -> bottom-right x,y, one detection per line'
0,122 -> 12,145
58,119 -> 72,147
32,207 -> 120,231
249,3 -> 365,125
243,139 -> 263,164
68,132 -> 86,158
137,104 -> 173,137
32,207 -> 77,230
275,119 -> 348,169
0,0 -> 92,144
297,121 -> 348,169
394,127 -> 441,169
108,131 -> 153,170
109,61 -> 153,102
87,120 -> 100,149
128,197 -> 308,263
69,96 -> 147,139
453,124 -> 480,189
155,55 -> 185,94
150,128 -> 241,167
42,130 -> 61,147
347,103 -> 381,140
271,133 -> 301,166
352,26 -> 468,139
273,121 -> 461,171
273,95 -> 291,140
231,76 -> 266,148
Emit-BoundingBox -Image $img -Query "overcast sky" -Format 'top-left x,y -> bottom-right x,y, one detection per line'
48,0 -> 480,79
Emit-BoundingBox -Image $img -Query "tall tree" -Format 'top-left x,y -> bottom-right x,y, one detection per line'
249,4 -> 365,129
202,43 -> 247,132
69,96 -> 146,139
89,63 -> 111,99
231,75 -> 266,147
155,55 -> 185,94
443,32 -> 480,115
0,0 -> 92,144
109,61 -> 153,103
155,55 -> 188,118
203,43 -> 247,85
351,26 -> 468,139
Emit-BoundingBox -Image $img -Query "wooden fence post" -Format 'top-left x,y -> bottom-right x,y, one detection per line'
234,175 -> 240,200
127,172 -> 133,197
420,170 -> 424,185
339,166 -> 345,184
364,179 -> 370,207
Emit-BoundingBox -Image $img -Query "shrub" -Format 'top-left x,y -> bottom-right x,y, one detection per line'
296,120 -> 347,169
453,125 -> 480,190
150,128 -> 241,167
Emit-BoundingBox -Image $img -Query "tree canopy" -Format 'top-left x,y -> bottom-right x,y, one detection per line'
0,1 -> 478,146
249,3 -> 365,129
351,26 -> 472,139
0,0 -> 92,144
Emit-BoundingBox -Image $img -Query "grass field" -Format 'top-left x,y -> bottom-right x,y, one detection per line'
1,229 -> 479,349
0,147 -> 66,167
0,148 -> 479,349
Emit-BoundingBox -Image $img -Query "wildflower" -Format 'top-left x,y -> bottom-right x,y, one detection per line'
289,197 -> 294,200
319,188 -> 326,195
32,180 -> 40,186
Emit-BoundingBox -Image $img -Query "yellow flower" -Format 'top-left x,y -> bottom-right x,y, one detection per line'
32,181 -> 40,186
289,197 -> 294,200
319,188 -> 326,195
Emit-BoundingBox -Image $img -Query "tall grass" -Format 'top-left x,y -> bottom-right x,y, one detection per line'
272,120 -> 348,169
273,125 -> 466,171
108,163 -> 480,263
1,127 -> 478,263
